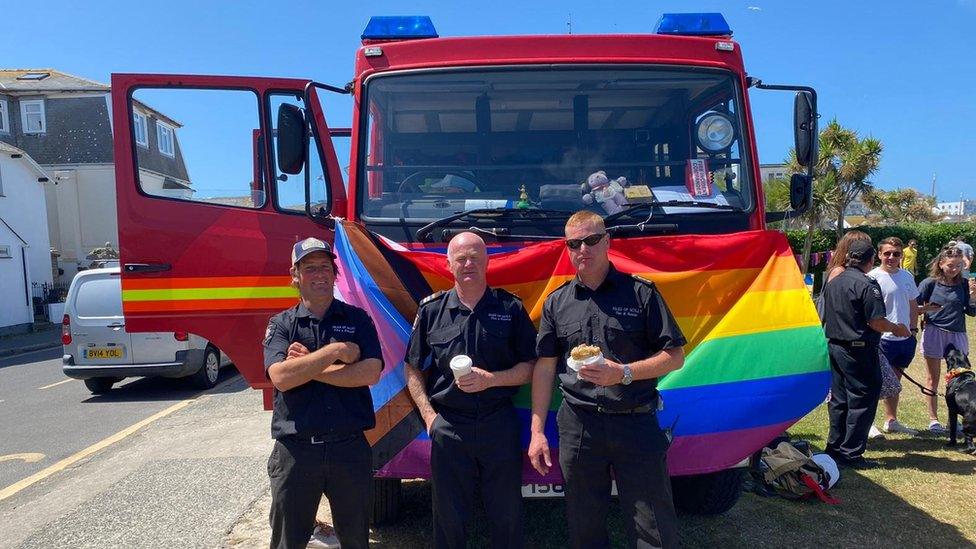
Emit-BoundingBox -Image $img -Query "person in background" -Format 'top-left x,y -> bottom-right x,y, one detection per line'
916,246 -> 976,434
866,237 -> 934,437
823,239 -> 911,469
902,239 -> 918,277
954,236 -> 973,278
824,231 -> 872,284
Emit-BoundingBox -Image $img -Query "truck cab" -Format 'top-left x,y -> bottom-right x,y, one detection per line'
109,13 -> 823,519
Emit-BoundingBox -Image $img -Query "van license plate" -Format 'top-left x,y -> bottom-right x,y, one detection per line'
85,347 -> 124,359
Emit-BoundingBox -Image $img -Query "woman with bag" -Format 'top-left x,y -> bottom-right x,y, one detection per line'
916,246 -> 976,434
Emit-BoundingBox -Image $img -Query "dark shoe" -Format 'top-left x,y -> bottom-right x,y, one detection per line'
842,457 -> 881,470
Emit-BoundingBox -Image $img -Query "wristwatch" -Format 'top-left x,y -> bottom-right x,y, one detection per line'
621,364 -> 633,385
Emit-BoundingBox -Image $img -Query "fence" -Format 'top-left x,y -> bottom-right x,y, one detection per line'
31,281 -> 70,322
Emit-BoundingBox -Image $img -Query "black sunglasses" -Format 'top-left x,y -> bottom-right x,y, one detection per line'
566,232 -> 607,250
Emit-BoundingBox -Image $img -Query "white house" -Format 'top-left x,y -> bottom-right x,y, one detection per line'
0,141 -> 53,334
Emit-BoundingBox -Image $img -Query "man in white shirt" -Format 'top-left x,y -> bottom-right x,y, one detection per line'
867,237 -> 923,436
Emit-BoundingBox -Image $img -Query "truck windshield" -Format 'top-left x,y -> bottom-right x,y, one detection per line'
359,67 -> 752,225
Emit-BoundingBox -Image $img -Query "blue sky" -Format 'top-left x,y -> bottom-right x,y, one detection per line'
5,0 -> 975,202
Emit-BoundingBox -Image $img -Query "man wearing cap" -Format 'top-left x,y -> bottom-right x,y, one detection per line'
528,210 -> 686,549
404,231 -> 537,549
263,237 -> 383,549
822,238 -> 911,469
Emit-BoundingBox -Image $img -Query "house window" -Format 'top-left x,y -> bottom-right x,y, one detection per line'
0,100 -> 8,132
156,120 -> 175,157
0,245 -> 10,258
21,100 -> 46,134
133,112 -> 148,147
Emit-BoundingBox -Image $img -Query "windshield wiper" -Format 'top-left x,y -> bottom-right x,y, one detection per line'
415,207 -> 574,242
603,200 -> 739,224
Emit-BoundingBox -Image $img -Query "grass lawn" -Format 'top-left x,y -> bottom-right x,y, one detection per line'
369,318 -> 976,548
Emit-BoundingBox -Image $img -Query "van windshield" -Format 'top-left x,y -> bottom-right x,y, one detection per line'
358,67 -> 753,228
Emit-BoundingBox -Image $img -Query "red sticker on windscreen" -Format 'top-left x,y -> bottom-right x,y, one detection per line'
685,159 -> 712,197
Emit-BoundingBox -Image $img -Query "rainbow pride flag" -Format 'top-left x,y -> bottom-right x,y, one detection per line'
332,221 -> 829,479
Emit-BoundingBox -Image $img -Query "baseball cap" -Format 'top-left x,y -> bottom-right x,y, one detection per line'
846,240 -> 875,262
291,237 -> 336,266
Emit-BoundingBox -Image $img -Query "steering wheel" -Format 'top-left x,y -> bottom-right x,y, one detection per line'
396,170 -> 480,195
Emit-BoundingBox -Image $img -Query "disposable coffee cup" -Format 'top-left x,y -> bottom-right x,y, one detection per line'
450,355 -> 473,378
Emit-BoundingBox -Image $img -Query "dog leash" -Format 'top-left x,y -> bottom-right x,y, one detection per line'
899,370 -> 943,397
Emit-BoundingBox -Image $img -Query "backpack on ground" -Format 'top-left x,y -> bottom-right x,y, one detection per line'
760,441 -> 840,504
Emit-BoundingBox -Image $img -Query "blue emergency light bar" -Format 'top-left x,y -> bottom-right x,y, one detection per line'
654,13 -> 732,36
362,16 -> 438,40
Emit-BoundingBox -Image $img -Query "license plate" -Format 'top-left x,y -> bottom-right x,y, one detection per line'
521,482 -> 618,498
84,347 -> 124,359
521,483 -> 565,498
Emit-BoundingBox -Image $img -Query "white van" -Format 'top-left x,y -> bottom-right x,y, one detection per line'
61,267 -> 230,394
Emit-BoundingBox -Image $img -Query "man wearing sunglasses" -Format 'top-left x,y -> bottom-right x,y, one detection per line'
528,210 -> 686,548
867,237 -> 926,437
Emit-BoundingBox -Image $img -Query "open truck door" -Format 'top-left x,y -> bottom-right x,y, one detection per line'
110,74 -> 346,406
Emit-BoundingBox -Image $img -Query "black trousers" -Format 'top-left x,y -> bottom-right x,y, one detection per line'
429,404 -> 523,549
268,433 -> 372,549
826,342 -> 882,460
557,401 -> 678,549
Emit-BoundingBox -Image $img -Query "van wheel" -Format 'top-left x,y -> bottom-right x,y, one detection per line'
84,378 -> 115,394
190,346 -> 221,390
671,468 -> 744,515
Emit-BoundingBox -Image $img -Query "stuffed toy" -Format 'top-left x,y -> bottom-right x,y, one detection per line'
581,171 -> 629,215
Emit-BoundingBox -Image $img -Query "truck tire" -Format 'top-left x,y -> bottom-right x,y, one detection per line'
671,468 -> 743,515
84,377 -> 115,394
189,346 -> 221,390
370,478 -> 402,525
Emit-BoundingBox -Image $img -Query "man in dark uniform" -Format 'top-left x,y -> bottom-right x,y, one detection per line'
528,211 -> 686,549
822,239 -> 910,469
404,231 -> 537,549
263,237 -> 383,549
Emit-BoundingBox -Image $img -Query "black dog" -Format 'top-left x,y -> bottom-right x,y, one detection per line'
944,344 -> 976,454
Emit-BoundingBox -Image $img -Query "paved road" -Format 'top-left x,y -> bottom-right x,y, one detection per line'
0,349 -> 272,548
0,346 -> 237,491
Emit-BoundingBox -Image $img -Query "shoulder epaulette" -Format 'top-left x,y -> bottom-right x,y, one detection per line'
631,274 -> 656,287
419,290 -> 447,308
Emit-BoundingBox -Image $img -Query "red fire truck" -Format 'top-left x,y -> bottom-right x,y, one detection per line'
109,13 -> 821,520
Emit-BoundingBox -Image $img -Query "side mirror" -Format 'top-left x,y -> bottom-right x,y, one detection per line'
789,173 -> 812,212
276,104 -> 307,175
793,91 -> 816,167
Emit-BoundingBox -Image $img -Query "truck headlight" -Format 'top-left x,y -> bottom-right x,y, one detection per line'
695,111 -> 736,153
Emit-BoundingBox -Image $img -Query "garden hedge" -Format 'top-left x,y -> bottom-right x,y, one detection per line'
783,222 -> 976,279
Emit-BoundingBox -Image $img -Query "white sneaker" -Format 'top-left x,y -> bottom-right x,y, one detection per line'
928,421 -> 948,435
883,419 -> 918,436
868,425 -> 886,439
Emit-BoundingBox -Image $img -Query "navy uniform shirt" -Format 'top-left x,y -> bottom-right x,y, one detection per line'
263,299 -> 383,439
405,287 -> 537,415
537,264 -> 686,411
822,267 -> 887,345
